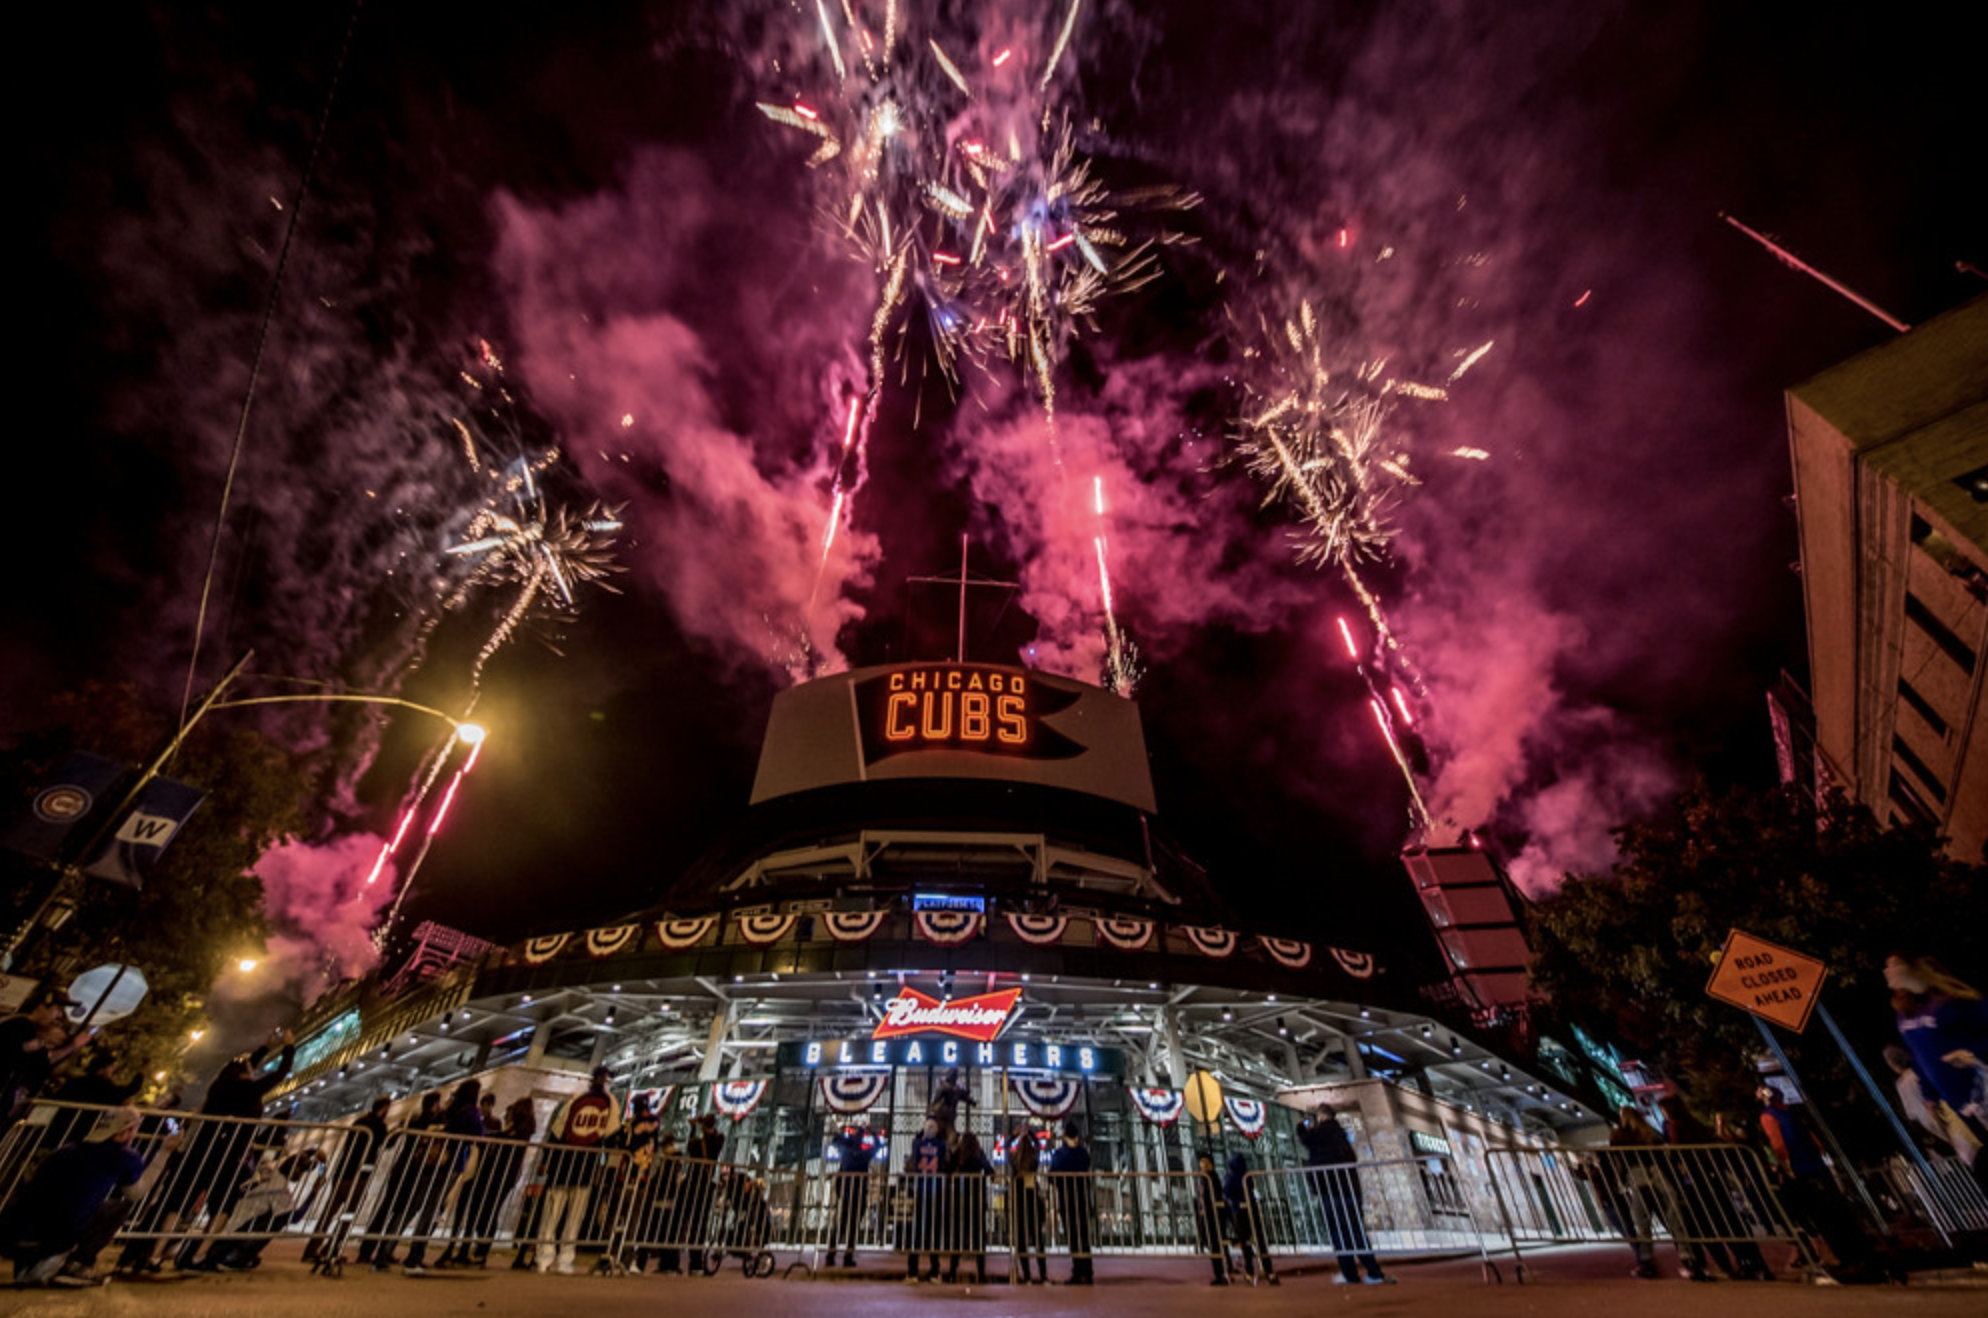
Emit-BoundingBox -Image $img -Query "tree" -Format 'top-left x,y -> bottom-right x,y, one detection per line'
1526,782 -> 1987,1144
2,682 -> 315,1097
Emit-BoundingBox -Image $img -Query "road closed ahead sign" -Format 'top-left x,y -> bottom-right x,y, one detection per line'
1705,929 -> 1828,1033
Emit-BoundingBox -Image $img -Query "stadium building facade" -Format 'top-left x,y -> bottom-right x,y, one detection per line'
277,662 -> 1606,1187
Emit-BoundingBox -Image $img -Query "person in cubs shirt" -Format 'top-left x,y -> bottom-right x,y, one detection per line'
537,1066 -> 621,1273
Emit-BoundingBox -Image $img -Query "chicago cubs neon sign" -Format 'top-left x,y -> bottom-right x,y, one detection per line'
852,665 -> 1085,764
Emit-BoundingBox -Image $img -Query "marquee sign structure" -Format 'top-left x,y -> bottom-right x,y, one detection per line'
749,663 -> 1157,813
778,1036 -> 1125,1077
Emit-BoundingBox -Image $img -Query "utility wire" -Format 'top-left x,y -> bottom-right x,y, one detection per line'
178,0 -> 367,736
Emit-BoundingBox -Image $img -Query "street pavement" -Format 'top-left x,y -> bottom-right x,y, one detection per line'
6,1244 -> 1984,1318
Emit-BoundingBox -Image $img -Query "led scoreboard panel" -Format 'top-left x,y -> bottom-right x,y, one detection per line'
749,663 -> 1156,813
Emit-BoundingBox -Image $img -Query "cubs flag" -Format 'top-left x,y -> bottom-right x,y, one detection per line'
1,751 -> 129,864
80,776 -> 205,889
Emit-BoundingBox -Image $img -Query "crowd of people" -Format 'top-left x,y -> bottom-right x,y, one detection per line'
1,1045 -> 1342,1291
3,948 -> 1982,1289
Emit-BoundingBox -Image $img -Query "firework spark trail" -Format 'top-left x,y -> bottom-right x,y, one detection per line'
361,719 -> 467,949
1040,0 -> 1082,91
1091,474 -> 1137,694
1235,284 -> 1502,734
1369,696 -> 1433,829
375,736 -> 484,945
448,498 -> 624,690
1335,614 -> 1433,831
808,393 -> 868,623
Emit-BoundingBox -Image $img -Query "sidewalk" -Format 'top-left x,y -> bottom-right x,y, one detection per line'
9,1245 -> 1985,1318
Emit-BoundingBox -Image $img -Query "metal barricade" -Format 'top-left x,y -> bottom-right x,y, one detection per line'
798,1167 -> 1232,1281
345,1129 -> 633,1275
0,1100 -> 373,1273
808,1169 -> 991,1277
611,1156 -> 805,1277
1868,1154 -> 1988,1238
334,1127 -> 532,1272
1243,1156 -> 1501,1278
1482,1144 -> 1815,1281
1053,1169 -> 1233,1259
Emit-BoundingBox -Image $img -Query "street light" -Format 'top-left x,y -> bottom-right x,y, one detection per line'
2,650 -> 489,965
203,693 -> 484,746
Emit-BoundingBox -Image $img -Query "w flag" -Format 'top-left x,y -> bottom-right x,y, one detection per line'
81,777 -> 204,889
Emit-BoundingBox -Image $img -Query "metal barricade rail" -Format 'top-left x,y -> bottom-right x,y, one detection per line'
21,1107 -> 1782,1288
0,1100 -> 374,1275
796,1166 -> 1237,1282
339,1126 -> 607,1274
610,1156 -> 805,1278
1867,1154 -> 1988,1240
1243,1156 -> 1501,1280
1482,1143 -> 1816,1282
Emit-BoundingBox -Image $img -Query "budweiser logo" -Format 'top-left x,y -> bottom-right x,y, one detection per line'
873,986 -> 1022,1042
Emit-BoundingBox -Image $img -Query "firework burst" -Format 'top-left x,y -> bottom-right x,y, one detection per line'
758,0 -> 1197,404
1236,298 -> 1424,570
1232,278 -> 1495,838
759,1 -> 1193,680
433,349 -> 625,690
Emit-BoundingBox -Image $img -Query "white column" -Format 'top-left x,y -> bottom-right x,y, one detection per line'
697,999 -> 736,1083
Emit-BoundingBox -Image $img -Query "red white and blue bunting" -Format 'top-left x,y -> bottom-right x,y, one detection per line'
1183,926 -> 1237,958
656,917 -> 716,950
821,910 -> 889,943
1094,916 -> 1154,951
1006,912 -> 1069,945
585,925 -> 638,958
1258,936 -> 1313,969
1128,1087 -> 1185,1127
1011,1076 -> 1082,1120
1224,1097 -> 1268,1140
819,1070 -> 891,1115
628,1086 -> 677,1120
737,912 -> 798,946
712,1079 -> 769,1122
914,909 -> 982,946
522,934 -> 570,965
1329,947 -> 1376,979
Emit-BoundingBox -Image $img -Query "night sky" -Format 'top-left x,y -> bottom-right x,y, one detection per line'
10,2 -> 1983,989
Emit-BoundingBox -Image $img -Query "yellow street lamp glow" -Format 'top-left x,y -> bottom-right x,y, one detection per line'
455,722 -> 487,746
237,958 -> 258,974
189,1029 -> 205,1042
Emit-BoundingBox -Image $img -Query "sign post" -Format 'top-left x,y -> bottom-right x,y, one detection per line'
1704,930 -> 1897,1241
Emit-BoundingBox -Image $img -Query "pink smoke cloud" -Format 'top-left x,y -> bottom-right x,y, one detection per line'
1504,735 -> 1674,895
947,359 -> 1315,680
252,834 -> 396,994
491,150 -> 880,679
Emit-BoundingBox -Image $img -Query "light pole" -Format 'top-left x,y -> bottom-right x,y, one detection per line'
2,651 -> 485,966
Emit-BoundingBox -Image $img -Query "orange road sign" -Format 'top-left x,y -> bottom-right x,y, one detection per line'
1705,929 -> 1828,1033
